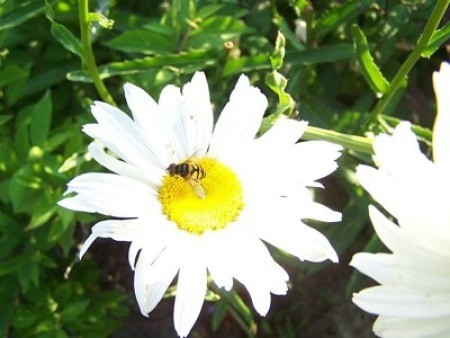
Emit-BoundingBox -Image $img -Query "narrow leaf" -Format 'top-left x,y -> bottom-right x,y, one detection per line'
0,65 -> 28,88
67,51 -> 217,82
315,0 -> 370,39
223,53 -> 270,76
351,25 -> 389,96
61,300 -> 90,322
285,44 -> 353,64
45,1 -> 84,60
0,1 -> 44,32
30,91 -> 52,146
270,31 -> 286,70
0,254 -> 29,277
105,30 -> 175,54
422,21 -> 450,58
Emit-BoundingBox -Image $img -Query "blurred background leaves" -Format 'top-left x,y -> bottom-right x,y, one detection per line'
0,0 -> 448,337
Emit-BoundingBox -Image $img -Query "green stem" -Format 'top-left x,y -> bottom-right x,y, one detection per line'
366,0 -> 449,124
302,126 -> 373,154
227,306 -> 255,337
78,0 -> 115,105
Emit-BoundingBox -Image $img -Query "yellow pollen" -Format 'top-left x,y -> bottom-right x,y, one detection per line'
159,157 -> 244,235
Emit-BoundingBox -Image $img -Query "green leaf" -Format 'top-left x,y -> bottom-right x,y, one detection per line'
422,21 -> 450,58
17,255 -> 40,290
285,44 -> 353,64
0,253 -> 29,277
27,201 -> 57,231
23,62 -> 78,98
273,16 -> 305,51
211,297 -> 228,331
61,300 -> 90,322
0,275 -> 19,334
351,25 -> 389,96
196,4 -> 224,19
186,16 -> 252,50
270,31 -> 286,70
0,114 -> 13,126
0,1 -> 45,32
315,0 -> 370,39
223,53 -> 271,76
0,65 -> 29,88
67,51 -> 217,82
105,29 -> 176,54
30,91 -> 52,146
265,71 -> 295,115
226,290 -> 254,328
45,1 -> 84,60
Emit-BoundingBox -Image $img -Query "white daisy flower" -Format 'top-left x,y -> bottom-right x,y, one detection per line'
351,62 -> 450,338
59,72 -> 342,337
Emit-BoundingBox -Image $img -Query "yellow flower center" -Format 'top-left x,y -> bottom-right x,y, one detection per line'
159,157 -> 244,235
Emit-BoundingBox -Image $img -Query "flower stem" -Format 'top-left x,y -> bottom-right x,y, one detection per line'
302,126 -> 373,154
78,0 -> 116,105
365,0 -> 449,126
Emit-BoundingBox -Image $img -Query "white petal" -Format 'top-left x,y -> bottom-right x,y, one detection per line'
181,72 -> 213,156
352,285 -> 450,318
127,220 -> 173,270
123,82 -> 176,166
372,122 -> 432,180
257,215 -> 338,263
291,141 -> 342,184
302,201 -> 342,223
88,142 -> 162,187
86,102 -> 163,170
226,234 -> 288,315
256,118 -> 308,145
174,239 -> 207,338
79,233 -> 97,259
78,219 -> 144,258
128,241 -> 141,270
134,243 -> 180,316
158,85 -> 190,160
203,230 -> 234,291
350,252 -> 450,292
356,165 -> 401,218
374,315 -> 450,338
432,62 -> 450,170
59,173 -> 158,218
367,206 -> 450,263
208,75 -> 268,158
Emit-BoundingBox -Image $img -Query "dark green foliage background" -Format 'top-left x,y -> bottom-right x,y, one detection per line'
0,0 -> 447,337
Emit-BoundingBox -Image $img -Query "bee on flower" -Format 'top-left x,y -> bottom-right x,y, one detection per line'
59,72 -> 342,337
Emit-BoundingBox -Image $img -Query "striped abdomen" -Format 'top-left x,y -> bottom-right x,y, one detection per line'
167,161 -> 206,180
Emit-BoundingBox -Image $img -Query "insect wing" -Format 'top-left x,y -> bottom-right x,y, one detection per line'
187,178 -> 206,199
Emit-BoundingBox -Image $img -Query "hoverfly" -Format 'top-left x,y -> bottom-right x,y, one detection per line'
167,158 -> 206,199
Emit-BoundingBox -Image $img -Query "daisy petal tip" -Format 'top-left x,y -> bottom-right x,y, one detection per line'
328,250 -> 339,263
78,234 -> 97,259
57,197 -> 72,209
138,307 -> 150,318
435,61 -> 450,78
236,73 -> 251,87
123,81 -> 144,96
191,71 -> 207,83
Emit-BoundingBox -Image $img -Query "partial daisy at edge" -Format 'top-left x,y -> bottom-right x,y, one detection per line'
58,71 -> 342,337
350,62 -> 450,338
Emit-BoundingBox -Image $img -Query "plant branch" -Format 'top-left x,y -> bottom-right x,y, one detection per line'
302,126 -> 374,154
78,0 -> 115,105
366,0 -> 449,124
